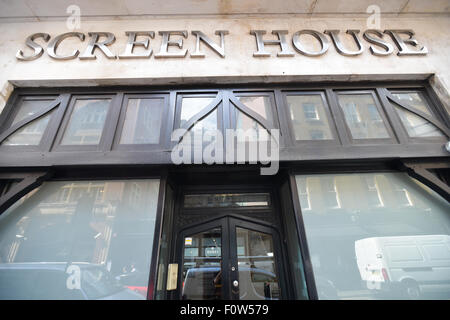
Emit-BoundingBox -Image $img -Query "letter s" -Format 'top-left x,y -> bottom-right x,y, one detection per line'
16,33 -> 50,61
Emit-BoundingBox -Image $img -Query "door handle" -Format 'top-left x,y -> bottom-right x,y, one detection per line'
233,280 -> 239,287
167,263 -> 178,290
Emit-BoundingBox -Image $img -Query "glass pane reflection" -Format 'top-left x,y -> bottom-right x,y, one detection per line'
184,193 -> 271,208
182,228 -> 222,300
391,92 -> 432,116
338,94 -> 390,139
286,95 -> 333,140
236,227 -> 280,300
235,96 -> 273,142
296,172 -> 450,300
180,97 -> 215,125
237,96 -> 273,121
2,98 -> 55,146
393,105 -> 444,138
119,98 -> 164,144
11,99 -> 54,126
235,110 -> 269,141
3,112 -> 53,146
0,179 -> 160,300
61,99 -> 110,145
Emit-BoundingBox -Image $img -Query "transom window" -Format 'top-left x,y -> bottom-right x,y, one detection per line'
0,85 -> 447,164
183,193 -> 271,208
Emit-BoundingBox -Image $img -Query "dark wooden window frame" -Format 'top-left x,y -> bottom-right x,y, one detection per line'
0,81 -> 447,167
112,93 -> 170,151
0,95 -> 62,152
334,89 -> 399,145
386,88 -> 450,144
52,94 -> 119,152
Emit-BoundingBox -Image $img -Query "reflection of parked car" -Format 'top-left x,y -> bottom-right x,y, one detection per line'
355,235 -> 450,299
182,266 -> 279,300
0,262 -> 145,300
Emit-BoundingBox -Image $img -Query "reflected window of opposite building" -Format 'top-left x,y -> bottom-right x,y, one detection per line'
285,94 -> 333,141
61,99 -> 111,146
0,179 -> 160,300
338,94 -> 390,140
295,172 -> 450,300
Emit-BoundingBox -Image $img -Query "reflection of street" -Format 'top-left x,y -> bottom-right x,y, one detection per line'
0,262 -> 145,300
0,179 -> 160,300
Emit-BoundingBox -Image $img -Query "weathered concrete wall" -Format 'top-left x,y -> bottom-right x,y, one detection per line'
0,14 -> 449,113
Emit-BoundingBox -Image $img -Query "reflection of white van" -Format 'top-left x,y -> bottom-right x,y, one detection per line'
355,235 -> 450,299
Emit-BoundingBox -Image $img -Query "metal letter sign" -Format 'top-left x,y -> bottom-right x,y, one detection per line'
16,29 -> 428,61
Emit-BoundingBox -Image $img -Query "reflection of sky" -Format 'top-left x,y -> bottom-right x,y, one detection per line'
180,97 -> 215,122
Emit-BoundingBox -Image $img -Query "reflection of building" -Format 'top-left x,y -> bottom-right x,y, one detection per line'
338,95 -> 388,139
120,99 -> 163,144
297,173 -> 450,297
287,95 -> 332,140
63,100 -> 109,145
0,180 -> 158,285
298,174 -> 418,214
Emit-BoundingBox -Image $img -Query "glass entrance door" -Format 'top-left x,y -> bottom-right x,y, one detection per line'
178,217 -> 283,300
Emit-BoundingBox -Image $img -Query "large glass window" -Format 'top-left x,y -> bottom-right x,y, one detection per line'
295,172 -> 450,300
0,179 -> 160,300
